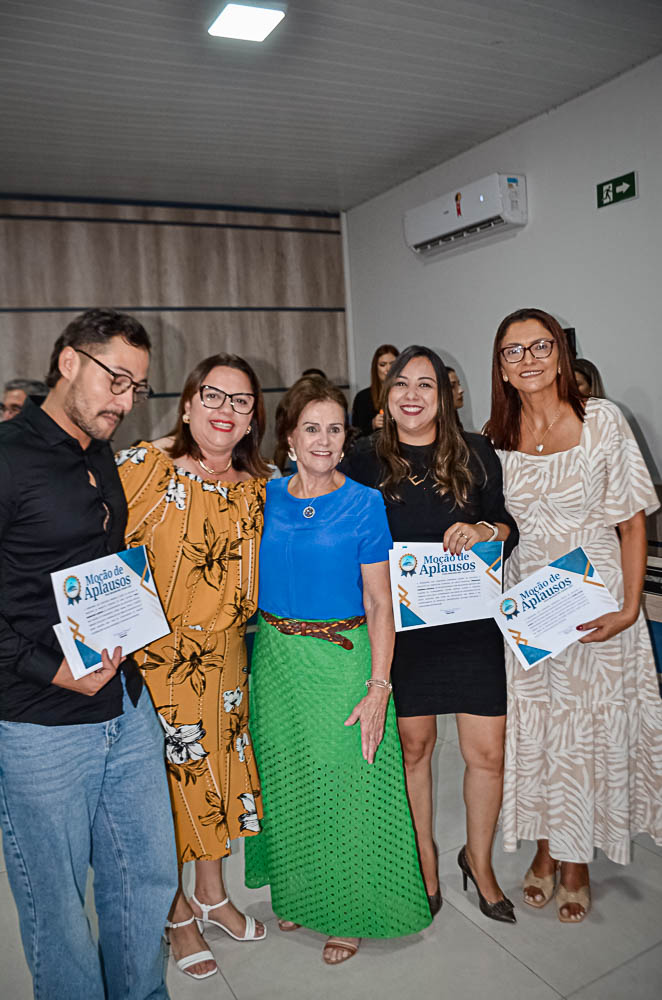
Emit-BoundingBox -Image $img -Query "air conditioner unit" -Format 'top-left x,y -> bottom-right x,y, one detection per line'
404,173 -> 527,256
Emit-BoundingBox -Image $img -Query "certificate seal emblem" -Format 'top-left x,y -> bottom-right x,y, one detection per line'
399,553 -> 418,577
500,597 -> 519,620
63,575 -> 82,606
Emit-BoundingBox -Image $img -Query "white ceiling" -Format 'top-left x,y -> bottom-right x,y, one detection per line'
1,0 -> 662,211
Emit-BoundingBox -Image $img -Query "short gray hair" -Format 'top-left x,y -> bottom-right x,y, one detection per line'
4,378 -> 48,397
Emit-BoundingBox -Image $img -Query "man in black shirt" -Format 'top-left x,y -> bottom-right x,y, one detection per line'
0,310 -> 177,999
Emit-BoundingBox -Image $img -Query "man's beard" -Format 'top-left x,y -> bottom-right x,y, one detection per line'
64,389 -> 124,441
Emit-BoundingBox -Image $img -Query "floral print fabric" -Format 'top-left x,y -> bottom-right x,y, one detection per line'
497,399 -> 662,864
117,442 -> 265,862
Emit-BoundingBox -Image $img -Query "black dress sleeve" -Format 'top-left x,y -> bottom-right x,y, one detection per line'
351,387 -> 377,437
466,433 -> 519,560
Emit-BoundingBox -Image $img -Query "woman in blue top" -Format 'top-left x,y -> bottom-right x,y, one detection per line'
244,377 -> 431,965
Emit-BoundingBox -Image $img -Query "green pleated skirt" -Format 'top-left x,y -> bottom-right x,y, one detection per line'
244,615 -> 431,938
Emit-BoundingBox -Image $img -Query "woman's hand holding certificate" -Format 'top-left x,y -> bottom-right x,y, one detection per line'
493,546 -> 619,670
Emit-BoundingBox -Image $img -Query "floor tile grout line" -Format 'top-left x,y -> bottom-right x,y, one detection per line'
218,967 -> 240,1000
563,939 -> 662,999
437,897 -> 565,998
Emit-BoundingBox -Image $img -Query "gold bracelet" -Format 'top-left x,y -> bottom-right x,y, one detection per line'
365,678 -> 392,691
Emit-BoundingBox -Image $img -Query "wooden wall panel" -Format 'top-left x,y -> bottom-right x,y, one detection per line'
0,197 -> 347,459
0,218 -> 344,309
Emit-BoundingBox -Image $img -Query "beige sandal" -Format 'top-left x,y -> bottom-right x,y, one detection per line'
556,883 -> 590,922
523,864 -> 558,908
322,937 -> 360,965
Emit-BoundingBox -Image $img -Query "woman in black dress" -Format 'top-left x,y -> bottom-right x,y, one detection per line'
351,344 -> 399,436
343,345 -> 518,923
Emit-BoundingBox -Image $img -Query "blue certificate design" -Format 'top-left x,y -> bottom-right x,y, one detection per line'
389,541 -> 504,631
51,546 -> 171,679
493,546 -> 618,670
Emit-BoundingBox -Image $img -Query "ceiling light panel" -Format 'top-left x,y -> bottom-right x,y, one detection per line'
208,3 -> 286,42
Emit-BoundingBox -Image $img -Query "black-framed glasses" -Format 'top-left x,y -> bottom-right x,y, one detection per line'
75,349 -> 153,402
0,402 -> 24,419
199,385 -> 255,414
499,339 -> 555,364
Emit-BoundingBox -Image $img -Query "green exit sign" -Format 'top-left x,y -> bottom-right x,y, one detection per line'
597,171 -> 637,209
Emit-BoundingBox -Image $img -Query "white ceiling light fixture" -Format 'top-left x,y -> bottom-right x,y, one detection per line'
208,2 -> 286,42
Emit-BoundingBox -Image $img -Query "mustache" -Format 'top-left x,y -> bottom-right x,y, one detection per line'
98,410 -> 124,424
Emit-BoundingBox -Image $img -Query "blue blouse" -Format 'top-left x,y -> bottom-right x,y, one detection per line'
258,476 -> 392,620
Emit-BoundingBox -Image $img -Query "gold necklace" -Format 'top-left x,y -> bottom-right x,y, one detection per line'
523,406 -> 562,453
198,454 -> 232,477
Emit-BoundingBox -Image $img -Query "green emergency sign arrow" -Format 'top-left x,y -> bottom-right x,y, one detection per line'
597,171 -> 637,209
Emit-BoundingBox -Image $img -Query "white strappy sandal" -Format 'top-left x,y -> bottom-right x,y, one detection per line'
164,915 -> 218,980
190,892 -> 267,941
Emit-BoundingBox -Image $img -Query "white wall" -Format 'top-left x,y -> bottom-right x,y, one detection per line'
344,55 -> 662,476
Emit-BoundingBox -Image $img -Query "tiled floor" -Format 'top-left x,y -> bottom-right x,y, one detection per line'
1,715 -> 661,999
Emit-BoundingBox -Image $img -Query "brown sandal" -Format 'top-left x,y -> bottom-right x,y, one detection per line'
278,919 -> 301,932
322,937 -> 360,965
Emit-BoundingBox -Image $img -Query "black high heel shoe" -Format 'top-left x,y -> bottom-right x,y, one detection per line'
428,843 -> 443,917
457,846 -> 516,924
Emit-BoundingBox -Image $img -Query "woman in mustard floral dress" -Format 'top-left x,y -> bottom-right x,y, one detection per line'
117,354 -> 270,981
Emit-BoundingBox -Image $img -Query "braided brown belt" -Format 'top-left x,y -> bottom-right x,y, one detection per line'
260,610 -> 367,651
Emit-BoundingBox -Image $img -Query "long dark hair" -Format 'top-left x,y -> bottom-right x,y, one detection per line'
370,344 -> 399,411
572,357 -> 606,398
167,353 -> 270,478
376,345 -> 474,505
485,308 -> 585,451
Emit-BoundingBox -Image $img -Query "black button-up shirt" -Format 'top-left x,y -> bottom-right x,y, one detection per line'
0,398 -> 132,724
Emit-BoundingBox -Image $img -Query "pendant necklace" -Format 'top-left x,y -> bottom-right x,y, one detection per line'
198,454 -> 233,478
524,406 -> 562,453
302,505 -> 315,519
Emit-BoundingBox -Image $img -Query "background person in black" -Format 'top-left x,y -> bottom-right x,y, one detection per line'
342,345 -> 518,924
0,310 -> 177,1000
351,343 -> 399,436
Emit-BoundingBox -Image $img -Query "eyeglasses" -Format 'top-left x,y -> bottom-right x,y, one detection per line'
75,349 -> 153,402
199,385 -> 255,414
0,402 -> 24,418
499,339 -> 555,364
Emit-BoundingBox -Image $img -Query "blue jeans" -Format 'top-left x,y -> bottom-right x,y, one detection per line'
0,683 -> 178,1000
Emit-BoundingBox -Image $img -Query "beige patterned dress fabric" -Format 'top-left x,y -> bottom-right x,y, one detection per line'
116,443 -> 264,865
497,398 -> 662,864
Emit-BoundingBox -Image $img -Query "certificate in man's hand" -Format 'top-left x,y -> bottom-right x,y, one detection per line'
389,541 -> 504,631
51,546 -> 171,679
492,546 -> 618,670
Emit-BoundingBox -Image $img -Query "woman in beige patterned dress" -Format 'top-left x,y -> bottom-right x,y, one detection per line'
117,354 -> 269,979
486,307 -> 662,923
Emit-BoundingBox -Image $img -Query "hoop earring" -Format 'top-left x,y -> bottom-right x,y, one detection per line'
182,413 -> 190,424
288,447 -> 297,462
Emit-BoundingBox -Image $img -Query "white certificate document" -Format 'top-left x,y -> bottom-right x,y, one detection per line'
51,546 -> 171,679
492,546 -> 618,670
389,541 -> 504,632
